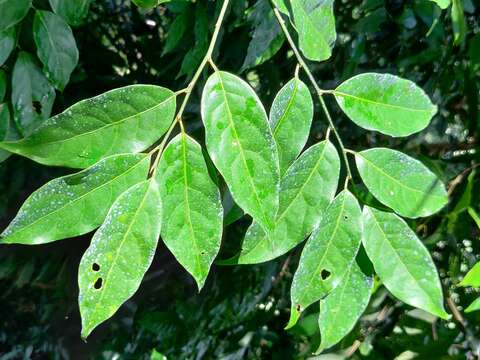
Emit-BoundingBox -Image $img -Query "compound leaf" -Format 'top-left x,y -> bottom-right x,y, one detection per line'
79,180 -> 161,339
201,71 -> 279,232
49,0 -> 91,27
0,154 -> 150,245
157,134 -> 223,290
1,85 -> 176,168
287,190 -> 362,329
0,0 -> 31,31
355,148 -> 448,218
362,206 -> 449,319
334,73 -> 437,137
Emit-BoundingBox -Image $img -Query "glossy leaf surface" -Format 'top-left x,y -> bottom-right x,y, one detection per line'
0,154 -> 150,245
33,10 -> 79,90
362,207 -> 449,319
287,190 -> 362,328
355,148 -> 448,218
459,262 -> 480,287
157,134 -> 223,290
49,0 -> 91,26
234,140 -> 340,264
1,85 -> 176,168
290,0 -> 336,62
201,71 -> 279,231
0,26 -> 16,66
0,0 -> 31,31
79,180 -> 161,339
334,73 -> 437,137
270,77 -> 313,175
318,263 -> 373,351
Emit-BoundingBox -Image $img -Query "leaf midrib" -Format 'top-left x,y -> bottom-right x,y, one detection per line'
272,78 -> 299,136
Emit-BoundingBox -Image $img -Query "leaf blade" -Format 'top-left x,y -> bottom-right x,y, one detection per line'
49,0 -> 91,27
0,0 -> 31,31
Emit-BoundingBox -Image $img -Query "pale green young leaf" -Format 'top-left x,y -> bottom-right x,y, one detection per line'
318,263 -> 373,352
451,0 -> 466,46
0,154 -> 150,245
465,298 -> 480,313
11,52 -> 56,136
79,180 -> 161,339
33,10 -> 79,90
459,262 -> 480,288
49,0 -> 91,27
430,0 -> 451,9
0,0 -> 31,31
232,140 -> 340,265
290,0 -> 336,62
362,207 -> 449,319
0,26 -> 16,66
287,190 -> 362,329
1,85 -> 176,168
201,71 -> 280,232
355,148 -> 448,218
270,77 -> 313,175
334,73 -> 437,137
157,134 -> 223,290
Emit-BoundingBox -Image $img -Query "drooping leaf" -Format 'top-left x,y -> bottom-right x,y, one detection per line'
355,148 -> 448,218
287,190 -> 362,329
157,134 -> 223,290
201,71 -> 280,232
49,0 -> 91,27
79,180 -> 161,339
362,206 -> 449,319
459,262 -> 480,288
33,10 -> 79,90
11,52 -> 56,136
241,0 -> 284,71
0,26 -> 16,66
334,73 -> 437,137
1,85 -> 176,168
0,154 -> 150,245
318,262 -> 373,352
465,298 -> 480,313
430,0 -> 451,9
232,140 -> 340,265
290,0 -> 336,62
270,77 -> 313,175
451,0 -> 466,46
0,0 -> 31,31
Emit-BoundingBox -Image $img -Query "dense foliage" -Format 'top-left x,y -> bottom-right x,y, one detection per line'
0,0 -> 479,359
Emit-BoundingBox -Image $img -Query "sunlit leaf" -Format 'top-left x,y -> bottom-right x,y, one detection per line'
157,134 -> 223,290
79,180 -> 161,339
0,154 -> 150,245
201,71 -> 280,232
0,26 -> 16,66
1,85 -> 176,168
33,10 -> 79,90
270,77 -> 313,175
355,148 -> 448,218
465,298 -> 480,313
459,262 -> 480,288
287,190 -> 362,329
232,140 -> 340,265
362,206 -> 449,319
334,73 -> 437,137
451,0 -> 466,46
49,0 -> 91,27
0,0 -> 31,31
430,0 -> 451,9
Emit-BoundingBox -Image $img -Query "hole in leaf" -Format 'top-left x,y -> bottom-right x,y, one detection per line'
32,101 -> 42,114
344,215 -> 348,220
320,269 -> 331,280
201,251 -> 206,255
92,263 -> 100,272
94,277 -> 103,289
296,304 -> 301,312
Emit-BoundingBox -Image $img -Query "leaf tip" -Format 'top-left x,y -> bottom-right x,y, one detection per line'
285,306 -> 301,330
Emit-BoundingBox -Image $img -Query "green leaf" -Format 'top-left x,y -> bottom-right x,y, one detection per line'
451,0 -> 466,46
0,103 -> 9,140
232,140 -> 340,265
362,207 -> 449,319
287,190 -> 362,329
33,10 -> 79,90
459,262 -> 480,288
272,0 -> 289,14
355,148 -> 448,218
11,52 -> 56,136
162,9 -> 189,55
468,207 -> 480,229
0,26 -> 17,66
201,71 -> 280,232
156,134 -> 223,290
79,180 -> 161,339
49,0 -> 91,27
1,85 -> 176,168
334,73 -> 437,137
465,298 -> 480,313
0,154 -> 150,245
270,77 -> 313,175
132,0 -> 169,9
430,0 -> 451,9
290,0 -> 336,62
0,0 -> 31,31
0,70 -> 6,102
318,263 -> 373,352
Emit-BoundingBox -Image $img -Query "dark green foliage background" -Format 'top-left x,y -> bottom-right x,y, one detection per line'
0,0 -> 479,358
